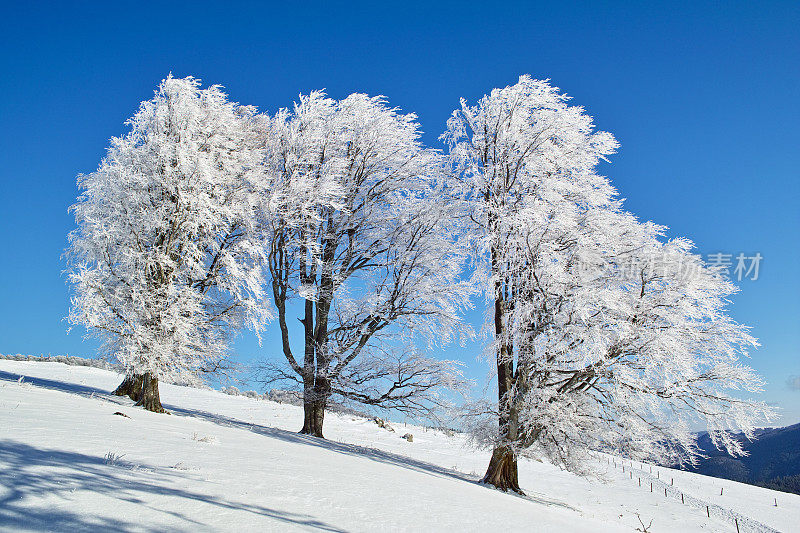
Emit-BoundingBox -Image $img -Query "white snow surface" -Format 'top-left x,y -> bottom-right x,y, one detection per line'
1,360 -> 797,532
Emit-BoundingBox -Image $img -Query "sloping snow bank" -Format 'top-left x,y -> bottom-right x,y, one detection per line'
1,360 -> 797,532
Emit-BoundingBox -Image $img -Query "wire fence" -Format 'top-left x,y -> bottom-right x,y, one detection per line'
599,454 -> 780,533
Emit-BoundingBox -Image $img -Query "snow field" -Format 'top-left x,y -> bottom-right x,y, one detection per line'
1,360 -> 797,532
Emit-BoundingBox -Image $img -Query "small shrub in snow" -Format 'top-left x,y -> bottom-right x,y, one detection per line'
192,432 -> 218,444
635,514 -> 653,533
103,451 -> 126,466
374,417 -> 395,432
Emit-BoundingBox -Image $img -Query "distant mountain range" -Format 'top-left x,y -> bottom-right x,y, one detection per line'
677,423 -> 800,495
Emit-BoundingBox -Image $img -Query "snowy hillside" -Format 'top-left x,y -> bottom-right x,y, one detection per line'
1,360 -> 797,532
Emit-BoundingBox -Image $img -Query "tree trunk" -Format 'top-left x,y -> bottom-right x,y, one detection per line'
299,294 -> 317,435
113,373 -> 144,401
483,236 -> 523,493
299,376 -> 318,435
482,444 -> 523,494
299,398 -> 326,438
135,372 -> 167,413
312,397 -> 325,437
300,374 -> 329,438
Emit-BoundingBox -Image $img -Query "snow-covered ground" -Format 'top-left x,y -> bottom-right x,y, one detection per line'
1,360 -> 797,532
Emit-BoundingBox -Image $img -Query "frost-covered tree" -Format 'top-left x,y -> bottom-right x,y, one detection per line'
260,91 -> 471,437
443,75 -> 619,491
67,75 -> 269,412
444,76 -> 773,492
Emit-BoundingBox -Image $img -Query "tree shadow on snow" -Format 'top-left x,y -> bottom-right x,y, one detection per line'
147,403 -> 579,513
0,369 -> 474,485
0,440 -> 350,532
1,368 -> 575,512
166,404 -> 482,484
152,403 -> 578,511
0,369 -> 130,405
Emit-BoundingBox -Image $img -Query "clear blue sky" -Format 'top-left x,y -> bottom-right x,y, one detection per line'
1,1 -> 797,423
